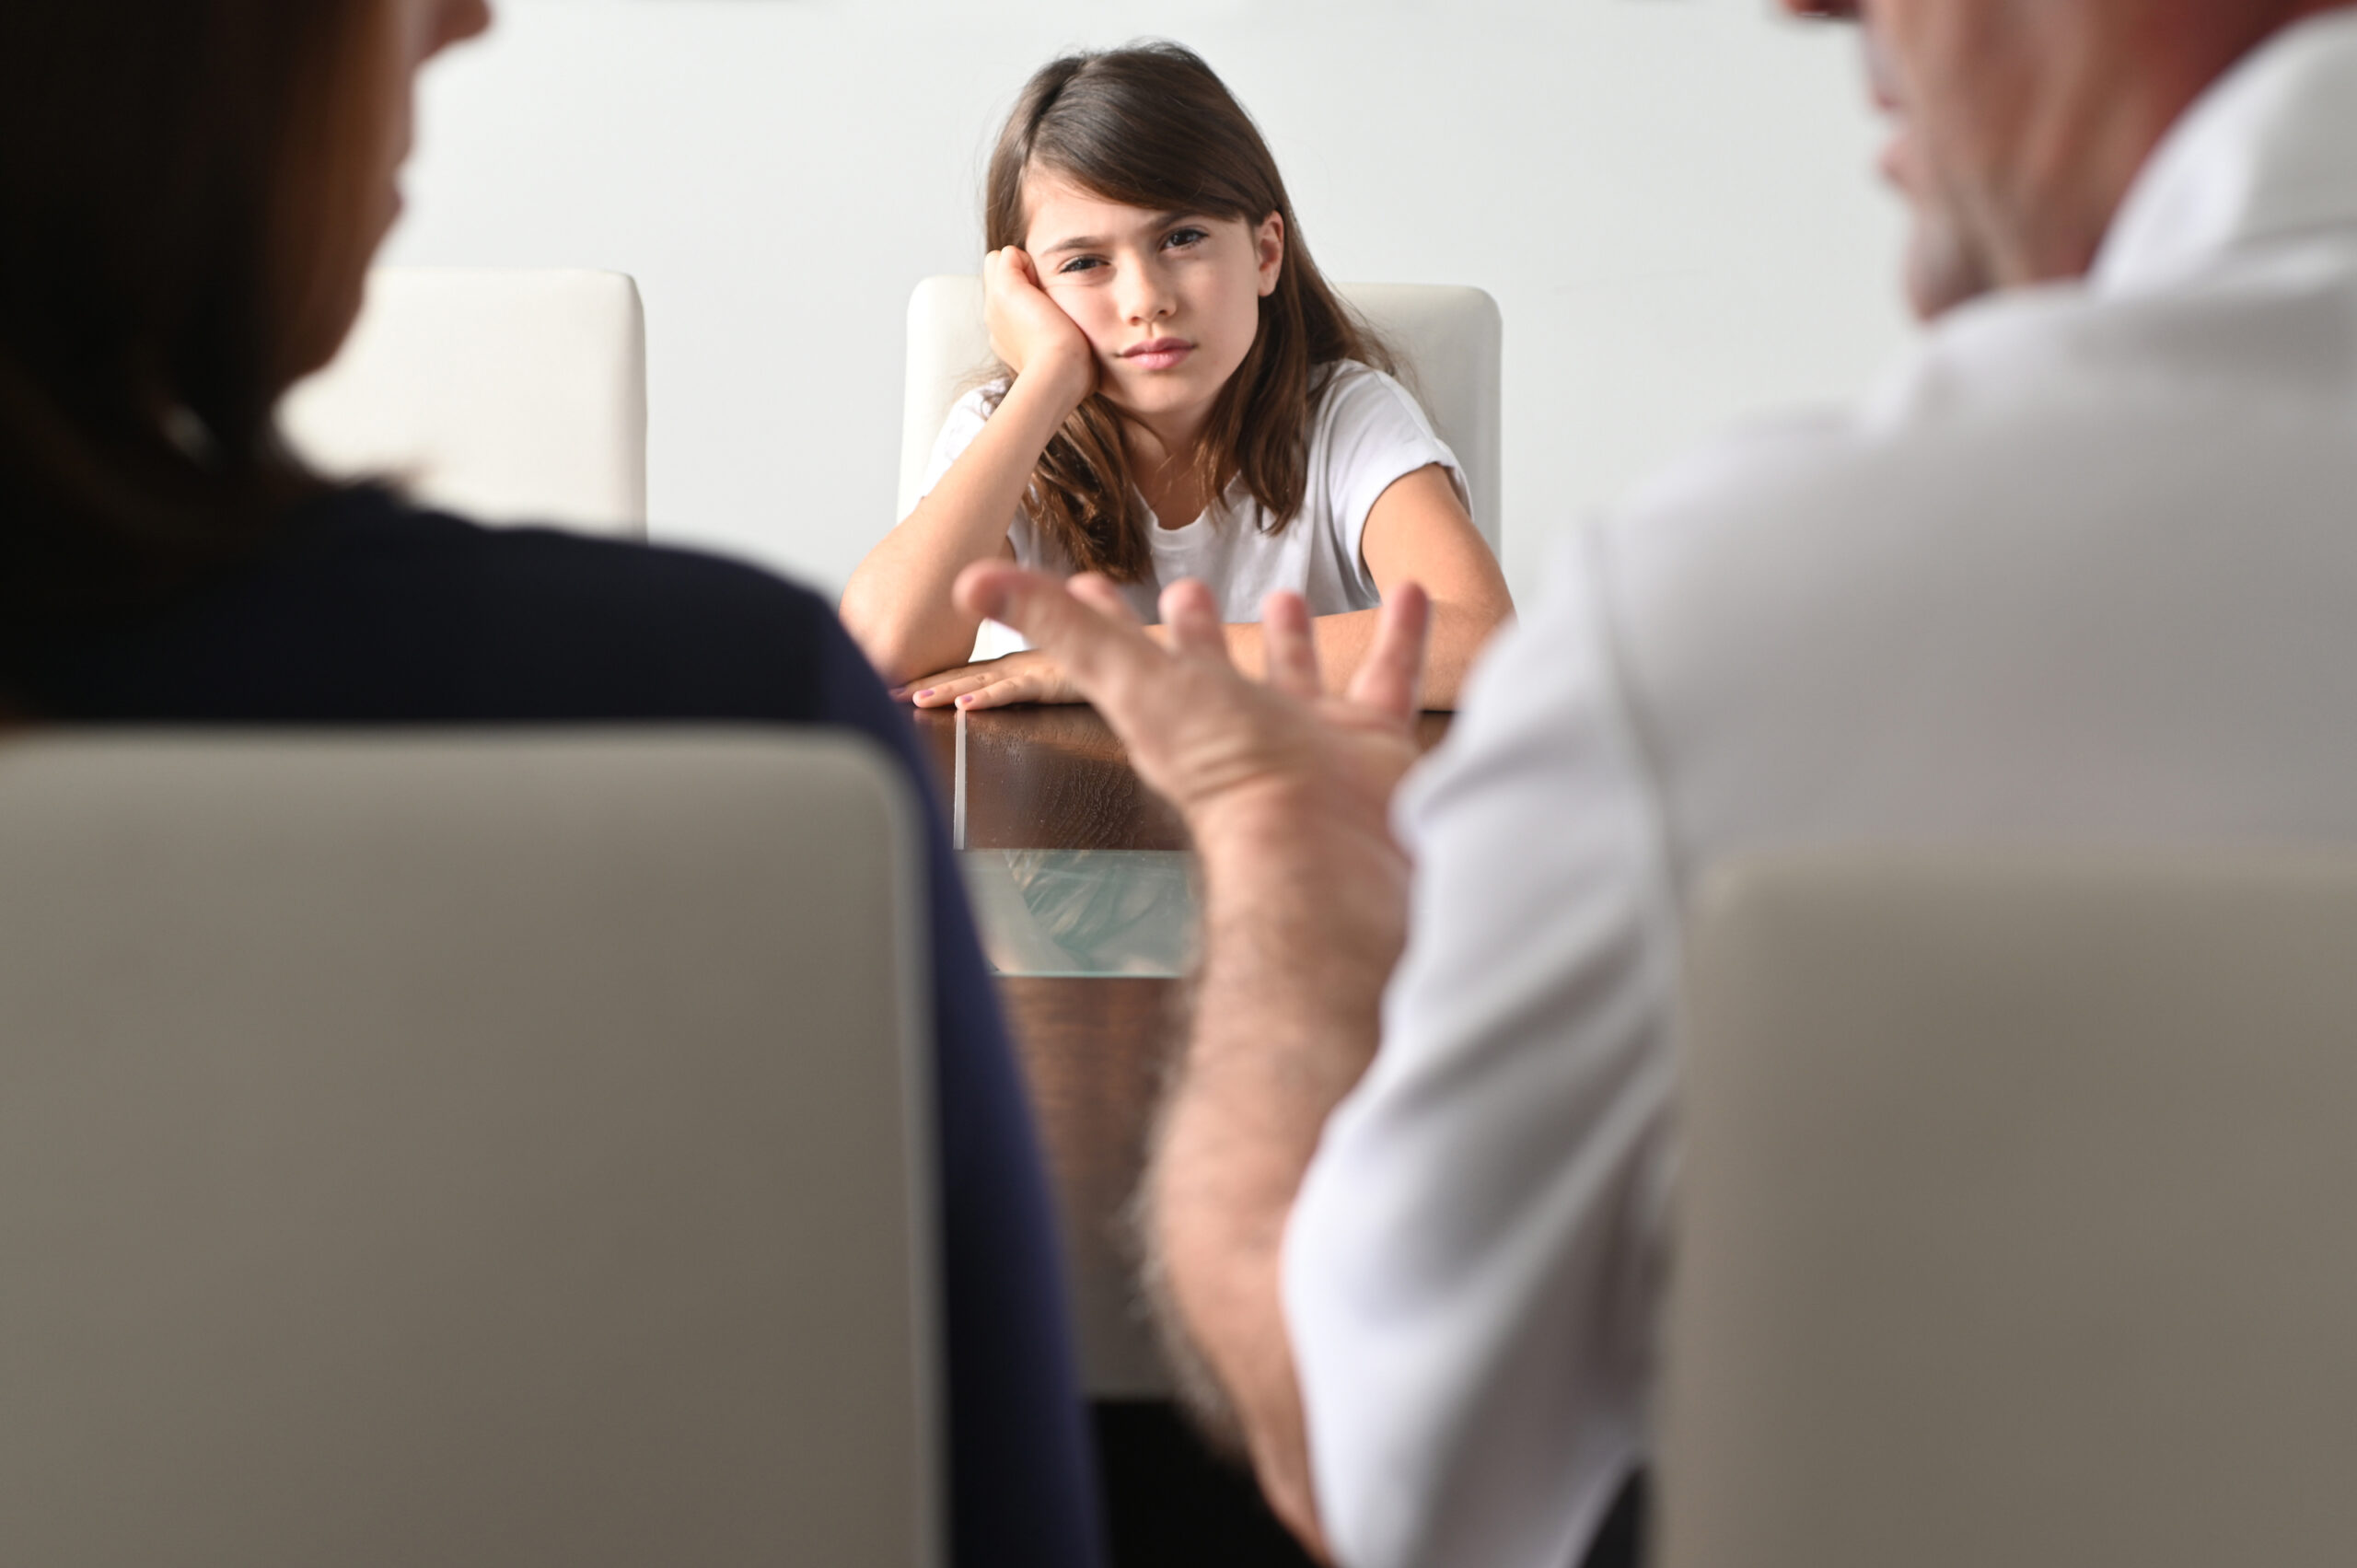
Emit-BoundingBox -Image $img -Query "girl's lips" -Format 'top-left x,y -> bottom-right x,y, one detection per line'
1120,339 -> 1193,371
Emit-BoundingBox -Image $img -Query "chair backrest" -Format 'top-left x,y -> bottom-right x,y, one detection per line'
1661,852 -> 2357,1568
283,268 -> 649,538
897,275 -> 1504,553
0,732 -> 939,1568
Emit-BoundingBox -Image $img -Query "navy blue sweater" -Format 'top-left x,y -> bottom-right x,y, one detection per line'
14,486 -> 1104,1568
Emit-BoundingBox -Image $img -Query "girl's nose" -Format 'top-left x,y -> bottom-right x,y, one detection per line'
1120,262 -> 1177,324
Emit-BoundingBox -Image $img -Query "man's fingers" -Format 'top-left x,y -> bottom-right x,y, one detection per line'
1347,582 -> 1432,718
1260,590 -> 1322,700
1159,578 -> 1232,662
956,561 -> 1165,698
1068,573 -> 1145,626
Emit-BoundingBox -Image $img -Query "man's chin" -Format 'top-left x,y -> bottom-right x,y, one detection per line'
1903,217 -> 1999,321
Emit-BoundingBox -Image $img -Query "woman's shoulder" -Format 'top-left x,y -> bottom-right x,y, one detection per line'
29,484 -> 859,726
307,486 -> 836,633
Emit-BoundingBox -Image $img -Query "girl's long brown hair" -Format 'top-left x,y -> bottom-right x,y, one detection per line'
985,41 -> 1392,583
0,0 -> 392,633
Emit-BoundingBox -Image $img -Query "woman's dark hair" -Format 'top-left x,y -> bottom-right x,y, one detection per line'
984,41 -> 1391,583
0,0 -> 389,630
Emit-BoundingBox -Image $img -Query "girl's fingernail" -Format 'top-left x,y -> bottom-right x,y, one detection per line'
957,694 -> 974,706
913,689 -> 935,700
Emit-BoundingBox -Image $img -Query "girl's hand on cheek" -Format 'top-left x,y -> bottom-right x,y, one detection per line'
900,649 -> 1083,711
984,248 -> 1097,410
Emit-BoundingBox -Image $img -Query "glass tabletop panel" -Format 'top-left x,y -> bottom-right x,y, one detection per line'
923,706 -> 1443,979
959,848 -> 1198,979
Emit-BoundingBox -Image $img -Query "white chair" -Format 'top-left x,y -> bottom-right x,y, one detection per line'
1660,851 -> 2357,1568
283,268 -> 649,538
0,732 -> 940,1568
897,274 -> 1504,553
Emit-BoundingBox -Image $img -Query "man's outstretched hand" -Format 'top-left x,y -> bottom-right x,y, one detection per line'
952,561 -> 1434,1560
950,563 -> 1432,875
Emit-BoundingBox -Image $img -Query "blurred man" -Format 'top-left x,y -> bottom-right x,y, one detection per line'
959,2 -> 2357,1564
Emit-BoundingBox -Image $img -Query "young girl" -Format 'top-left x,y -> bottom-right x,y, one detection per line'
841,41 -> 1513,711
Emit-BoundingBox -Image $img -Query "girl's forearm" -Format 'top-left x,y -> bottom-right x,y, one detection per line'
840,369 -> 1086,684
1291,605 -> 1495,710
1146,601 -> 1504,711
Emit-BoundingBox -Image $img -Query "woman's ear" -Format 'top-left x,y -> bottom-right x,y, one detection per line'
1256,212 -> 1285,298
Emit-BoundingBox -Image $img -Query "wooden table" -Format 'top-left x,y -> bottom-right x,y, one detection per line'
914,704 -> 1452,1397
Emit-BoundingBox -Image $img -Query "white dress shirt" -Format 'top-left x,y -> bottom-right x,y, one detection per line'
1283,13 -> 2357,1568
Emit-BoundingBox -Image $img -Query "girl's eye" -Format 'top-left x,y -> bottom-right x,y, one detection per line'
1057,256 -> 1105,275
1164,227 -> 1209,250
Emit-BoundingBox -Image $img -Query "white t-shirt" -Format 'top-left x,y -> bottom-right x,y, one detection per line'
917,361 -> 1466,653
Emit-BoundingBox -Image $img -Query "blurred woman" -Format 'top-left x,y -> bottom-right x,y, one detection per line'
0,6 -> 1100,1565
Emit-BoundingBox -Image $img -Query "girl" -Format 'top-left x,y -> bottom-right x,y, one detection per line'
841,42 -> 1514,710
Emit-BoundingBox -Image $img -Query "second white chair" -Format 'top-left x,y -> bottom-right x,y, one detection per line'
1661,850 -> 2357,1568
282,267 -> 649,538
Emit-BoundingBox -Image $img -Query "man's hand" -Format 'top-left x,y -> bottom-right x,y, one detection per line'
951,565 -> 1431,868
954,562 -> 1434,1558
895,649 -> 1082,710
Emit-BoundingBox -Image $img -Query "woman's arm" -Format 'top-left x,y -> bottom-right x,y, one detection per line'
839,250 -> 1095,687
906,463 -> 1514,711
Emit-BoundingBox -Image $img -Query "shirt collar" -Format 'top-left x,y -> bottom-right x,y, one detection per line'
2094,6 -> 2357,296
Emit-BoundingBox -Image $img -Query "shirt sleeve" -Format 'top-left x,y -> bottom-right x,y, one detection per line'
916,385 -> 997,498
1318,367 -> 1472,598
1283,523 -> 1676,1568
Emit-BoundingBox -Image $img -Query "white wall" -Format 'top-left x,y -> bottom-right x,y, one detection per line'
387,0 -> 1913,608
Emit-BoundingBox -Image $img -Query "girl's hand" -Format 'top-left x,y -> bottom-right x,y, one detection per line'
984,248 -> 1096,410
897,649 -> 1082,710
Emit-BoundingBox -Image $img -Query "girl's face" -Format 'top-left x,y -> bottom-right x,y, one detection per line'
1022,171 -> 1284,434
